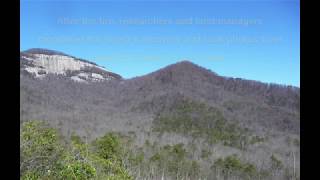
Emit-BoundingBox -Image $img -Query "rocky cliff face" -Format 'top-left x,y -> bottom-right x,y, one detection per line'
20,48 -> 122,82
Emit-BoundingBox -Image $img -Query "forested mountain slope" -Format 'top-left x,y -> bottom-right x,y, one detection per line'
20,49 -> 300,179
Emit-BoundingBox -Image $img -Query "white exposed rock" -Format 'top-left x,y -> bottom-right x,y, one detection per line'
91,73 -> 104,79
71,76 -> 87,83
25,67 -> 40,75
21,52 -> 120,83
21,56 -> 34,61
78,72 -> 90,78
31,54 -> 97,74
24,66 -> 46,77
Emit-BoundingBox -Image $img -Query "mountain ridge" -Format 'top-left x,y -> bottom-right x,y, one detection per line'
20,48 -> 300,134
20,48 -> 300,179
22,48 -> 299,88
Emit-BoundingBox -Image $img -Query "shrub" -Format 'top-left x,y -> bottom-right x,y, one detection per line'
213,154 -> 258,179
20,121 -> 64,178
93,132 -> 122,161
270,154 -> 283,171
201,148 -> 212,159
20,121 -> 132,180
59,161 -> 96,180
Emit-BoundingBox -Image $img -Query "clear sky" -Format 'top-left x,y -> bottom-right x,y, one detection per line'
21,0 -> 300,87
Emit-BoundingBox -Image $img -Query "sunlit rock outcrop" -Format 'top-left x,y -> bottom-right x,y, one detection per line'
20,48 -> 122,82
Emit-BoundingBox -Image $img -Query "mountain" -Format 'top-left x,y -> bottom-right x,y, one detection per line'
20,48 -> 300,136
20,48 -> 122,82
20,49 -> 300,179
116,60 -> 299,134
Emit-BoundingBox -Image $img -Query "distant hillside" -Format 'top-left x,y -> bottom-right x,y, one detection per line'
20,49 -> 300,180
118,61 -> 299,134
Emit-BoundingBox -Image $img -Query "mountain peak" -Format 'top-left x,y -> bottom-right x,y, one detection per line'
176,60 -> 195,64
172,60 -> 200,67
155,60 -> 219,78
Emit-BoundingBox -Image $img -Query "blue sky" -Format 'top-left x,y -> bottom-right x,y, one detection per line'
21,0 -> 300,87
